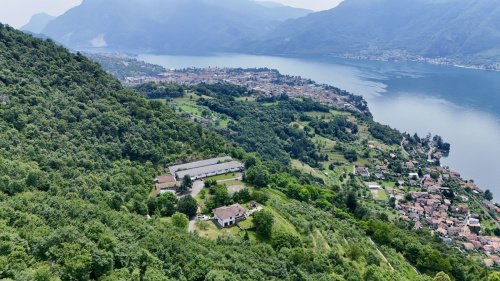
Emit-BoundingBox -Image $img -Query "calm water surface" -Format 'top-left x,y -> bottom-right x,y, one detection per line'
139,53 -> 500,201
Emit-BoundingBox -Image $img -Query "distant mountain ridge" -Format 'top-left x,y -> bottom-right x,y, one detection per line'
21,13 -> 55,34
251,0 -> 500,66
41,0 -> 311,54
39,0 -> 500,67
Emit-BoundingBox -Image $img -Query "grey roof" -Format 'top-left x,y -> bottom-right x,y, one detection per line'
168,156 -> 232,174
213,204 -> 246,220
176,161 -> 243,179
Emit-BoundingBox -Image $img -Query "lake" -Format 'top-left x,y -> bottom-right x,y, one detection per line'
138,53 -> 500,201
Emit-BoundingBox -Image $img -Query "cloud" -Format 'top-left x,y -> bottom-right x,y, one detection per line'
0,0 -> 82,28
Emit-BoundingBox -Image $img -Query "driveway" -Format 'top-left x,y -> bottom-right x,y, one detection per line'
188,219 -> 196,233
190,180 -> 204,197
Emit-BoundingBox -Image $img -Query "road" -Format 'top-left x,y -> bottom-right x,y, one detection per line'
400,138 -> 409,156
188,220 -> 196,233
190,180 -> 204,198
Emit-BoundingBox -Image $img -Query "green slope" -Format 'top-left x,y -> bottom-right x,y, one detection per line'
0,24 -> 493,280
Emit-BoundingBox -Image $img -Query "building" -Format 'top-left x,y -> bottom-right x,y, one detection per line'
213,204 -> 246,227
408,172 -> 420,179
168,156 -> 232,175
168,156 -> 244,181
152,175 -> 180,197
176,161 -> 244,181
355,166 -> 370,177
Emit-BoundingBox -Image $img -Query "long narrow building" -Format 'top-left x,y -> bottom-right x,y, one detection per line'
168,156 -> 243,180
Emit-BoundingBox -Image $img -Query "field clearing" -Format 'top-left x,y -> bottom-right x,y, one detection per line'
291,159 -> 326,180
180,104 -> 202,115
371,189 -> 389,202
236,96 -> 256,102
266,206 -> 300,236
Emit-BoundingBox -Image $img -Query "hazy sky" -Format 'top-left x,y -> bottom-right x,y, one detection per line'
0,0 -> 82,28
257,0 -> 342,11
0,0 -> 341,28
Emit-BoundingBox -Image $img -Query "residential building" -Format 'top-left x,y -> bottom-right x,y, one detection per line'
213,204 -> 246,227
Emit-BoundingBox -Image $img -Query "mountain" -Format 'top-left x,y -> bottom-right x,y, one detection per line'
41,0 -> 311,54
20,12 -> 55,34
251,0 -> 500,64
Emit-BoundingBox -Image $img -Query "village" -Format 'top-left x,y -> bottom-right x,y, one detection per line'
124,67 -> 369,114
355,145 -> 500,267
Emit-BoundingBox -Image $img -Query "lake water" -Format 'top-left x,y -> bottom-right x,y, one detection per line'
138,53 -> 500,201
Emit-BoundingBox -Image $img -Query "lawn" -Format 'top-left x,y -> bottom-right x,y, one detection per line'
238,217 -> 254,229
206,173 -> 238,181
194,220 -> 242,240
381,181 -> 396,188
180,104 -> 202,115
371,189 -> 389,202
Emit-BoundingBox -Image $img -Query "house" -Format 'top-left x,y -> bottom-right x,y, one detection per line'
483,259 -> 494,267
213,204 -> 246,227
152,174 -> 180,197
463,243 -> 475,251
408,173 -> 419,180
414,221 -> 422,230
468,218 -> 480,227
154,175 -> 176,184
355,166 -> 370,178
405,161 -> 415,170
367,183 -> 382,190
454,204 -> 469,214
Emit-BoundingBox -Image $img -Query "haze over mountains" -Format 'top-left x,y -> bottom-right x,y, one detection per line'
20,12 -> 55,34
254,0 -> 500,64
31,0 -> 500,65
39,0 -> 311,54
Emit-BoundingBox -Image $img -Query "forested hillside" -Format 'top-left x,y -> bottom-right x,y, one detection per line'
0,25 -> 495,280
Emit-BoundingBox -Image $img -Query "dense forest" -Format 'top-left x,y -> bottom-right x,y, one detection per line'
0,25 -> 496,280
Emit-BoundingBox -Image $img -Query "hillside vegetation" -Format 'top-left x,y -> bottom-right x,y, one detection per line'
0,25 -> 494,281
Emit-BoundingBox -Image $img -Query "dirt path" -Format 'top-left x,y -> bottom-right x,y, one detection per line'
369,238 -> 394,271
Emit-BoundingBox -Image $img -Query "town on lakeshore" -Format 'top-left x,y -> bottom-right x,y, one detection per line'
123,67 -> 369,114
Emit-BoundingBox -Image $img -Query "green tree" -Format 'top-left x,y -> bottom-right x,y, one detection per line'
49,243 -> 92,281
244,156 -> 258,169
489,272 -> 500,281
251,190 -> 269,204
272,230 -> 301,250
433,272 -> 451,281
484,189 -> 494,201
346,192 -> 358,213
177,195 -> 198,217
213,186 -> 230,207
154,193 -> 178,217
171,212 -> 189,230
233,188 -> 251,203
244,166 -> 269,188
179,175 -> 193,193
253,210 -> 274,238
